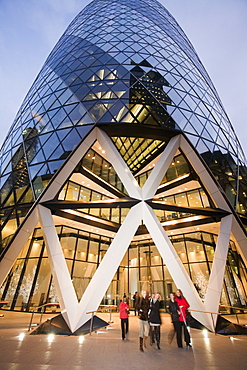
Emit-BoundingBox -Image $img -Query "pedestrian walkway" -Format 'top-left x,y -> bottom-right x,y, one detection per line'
0,309 -> 247,369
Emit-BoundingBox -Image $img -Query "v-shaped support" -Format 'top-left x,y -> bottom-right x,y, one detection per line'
37,130 -> 212,332
0,127 -> 245,333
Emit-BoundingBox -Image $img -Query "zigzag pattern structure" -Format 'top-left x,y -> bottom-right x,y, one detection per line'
1,127 -> 246,332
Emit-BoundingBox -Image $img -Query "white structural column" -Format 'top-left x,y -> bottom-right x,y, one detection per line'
0,207 -> 39,287
142,135 -> 180,199
38,205 -> 78,331
142,202 -> 214,331
204,215 -> 233,326
0,128 -> 98,286
37,201 -> 142,333
73,203 -> 143,332
96,128 -> 142,199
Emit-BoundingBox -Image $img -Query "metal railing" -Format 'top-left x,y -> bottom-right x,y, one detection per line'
28,302 -> 60,331
188,308 -> 219,333
219,304 -> 247,326
26,302 -> 247,335
99,304 -> 117,323
86,310 -> 97,335
188,304 -> 247,333
86,305 -> 117,335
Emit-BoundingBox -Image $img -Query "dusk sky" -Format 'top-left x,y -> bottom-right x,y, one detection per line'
1,0 -> 247,156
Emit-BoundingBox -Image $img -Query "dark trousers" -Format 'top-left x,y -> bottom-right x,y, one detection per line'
150,325 -> 160,342
121,318 -> 128,339
178,321 -> 190,345
134,306 -> 139,316
173,320 -> 182,347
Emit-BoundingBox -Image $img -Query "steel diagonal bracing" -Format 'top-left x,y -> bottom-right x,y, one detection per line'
0,127 -> 246,333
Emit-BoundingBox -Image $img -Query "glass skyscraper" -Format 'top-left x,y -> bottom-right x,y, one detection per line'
1,0 -> 247,332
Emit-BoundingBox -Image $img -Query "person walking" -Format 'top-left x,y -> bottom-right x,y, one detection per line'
132,291 -> 140,316
168,292 -> 182,347
119,297 -> 130,340
149,293 -> 162,349
175,289 -> 192,347
138,290 -> 150,352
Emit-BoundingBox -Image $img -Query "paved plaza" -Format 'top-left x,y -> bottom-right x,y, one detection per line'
0,310 -> 247,369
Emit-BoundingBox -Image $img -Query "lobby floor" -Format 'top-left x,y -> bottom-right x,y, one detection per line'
0,309 -> 247,369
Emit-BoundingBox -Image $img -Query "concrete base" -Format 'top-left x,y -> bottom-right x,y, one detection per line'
216,315 -> 247,335
30,314 -> 109,336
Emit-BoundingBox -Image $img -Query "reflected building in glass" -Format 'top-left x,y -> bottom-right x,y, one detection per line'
1,0 -> 247,332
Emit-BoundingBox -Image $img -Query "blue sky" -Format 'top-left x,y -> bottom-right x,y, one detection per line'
1,0 -> 247,155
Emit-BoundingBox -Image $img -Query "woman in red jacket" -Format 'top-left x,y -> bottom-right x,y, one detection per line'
175,289 -> 192,348
119,297 -> 130,340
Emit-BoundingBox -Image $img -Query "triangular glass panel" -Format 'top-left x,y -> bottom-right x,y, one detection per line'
186,134 -> 199,147
75,125 -> 93,139
48,160 -> 65,175
183,122 -> 200,136
82,101 -> 107,121
90,82 -> 112,97
63,103 -> 79,115
98,110 -> 117,123
73,85 -> 91,101
56,128 -> 72,141
56,117 -> 73,130
201,127 -> 214,143
61,128 -> 81,151
100,90 -> 118,99
48,99 -> 61,111
29,163 -> 44,180
49,145 -> 66,161
42,133 -> 60,159
77,112 -> 94,125
195,139 -> 210,155
104,100 -> 129,122
29,148 -> 46,165
67,104 -> 88,125
110,136 -> 166,177
87,74 -> 100,82
48,108 -> 67,129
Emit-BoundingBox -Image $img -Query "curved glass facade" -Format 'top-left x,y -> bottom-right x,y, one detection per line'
0,0 -> 247,328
